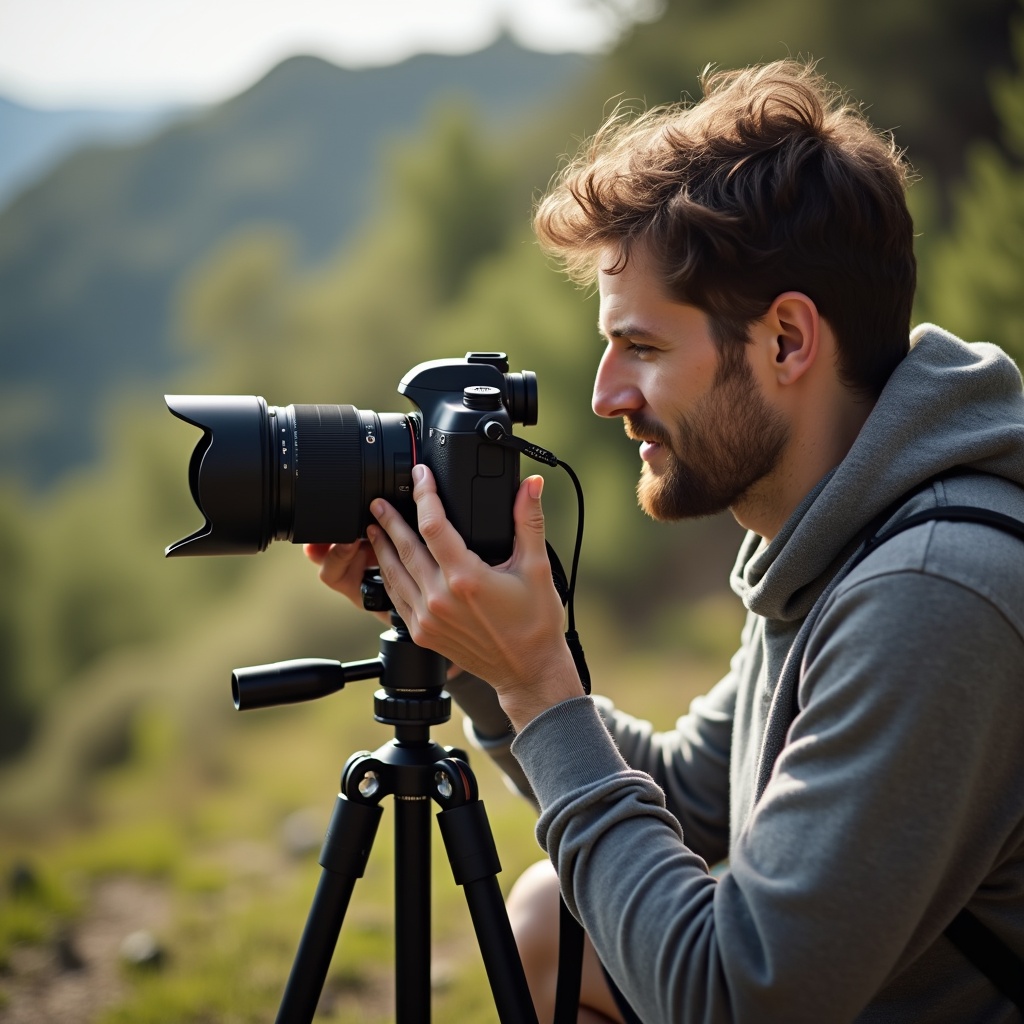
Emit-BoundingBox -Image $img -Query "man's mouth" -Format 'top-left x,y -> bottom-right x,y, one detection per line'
625,418 -> 670,462
639,440 -> 663,462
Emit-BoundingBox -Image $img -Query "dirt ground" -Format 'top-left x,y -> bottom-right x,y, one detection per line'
2,876 -> 171,1024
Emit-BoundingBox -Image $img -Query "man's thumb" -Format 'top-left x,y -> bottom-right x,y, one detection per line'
516,475 -> 547,539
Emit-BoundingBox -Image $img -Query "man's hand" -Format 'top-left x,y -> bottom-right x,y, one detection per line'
303,538 -> 391,625
367,464 -> 584,730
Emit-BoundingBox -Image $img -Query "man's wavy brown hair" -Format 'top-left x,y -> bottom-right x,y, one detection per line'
534,61 -> 917,398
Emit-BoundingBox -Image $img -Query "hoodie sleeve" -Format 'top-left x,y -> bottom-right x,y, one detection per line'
453,644 -> 743,860
590,651 -> 739,865
511,563 -> 1024,1023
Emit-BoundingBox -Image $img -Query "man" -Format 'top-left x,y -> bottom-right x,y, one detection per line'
306,61 -> 1024,1022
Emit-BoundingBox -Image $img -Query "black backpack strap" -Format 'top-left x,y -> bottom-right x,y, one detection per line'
600,963 -> 646,1024
851,505 -> 1024,572
946,908 -> 1024,1012
853,503 -> 1024,1013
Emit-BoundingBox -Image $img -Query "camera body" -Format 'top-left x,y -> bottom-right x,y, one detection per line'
165,352 -> 537,565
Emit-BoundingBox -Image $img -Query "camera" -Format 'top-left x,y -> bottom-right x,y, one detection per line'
165,352 -> 538,565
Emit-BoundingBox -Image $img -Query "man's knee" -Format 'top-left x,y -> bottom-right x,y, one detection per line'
507,858 -> 562,975
506,859 -> 626,1024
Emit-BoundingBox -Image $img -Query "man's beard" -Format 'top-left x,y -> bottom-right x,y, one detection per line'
627,351 -> 789,521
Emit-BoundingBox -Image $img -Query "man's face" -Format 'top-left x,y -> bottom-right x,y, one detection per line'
593,252 -> 789,520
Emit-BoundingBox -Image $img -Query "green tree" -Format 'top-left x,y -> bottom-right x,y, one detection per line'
592,0 -> 1018,215
0,485 -> 37,756
390,104 -> 520,304
917,7 -> 1024,359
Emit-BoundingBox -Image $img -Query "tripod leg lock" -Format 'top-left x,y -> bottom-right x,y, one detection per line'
341,752 -> 395,803
431,756 -> 478,807
319,794 -> 384,878
437,800 -> 503,885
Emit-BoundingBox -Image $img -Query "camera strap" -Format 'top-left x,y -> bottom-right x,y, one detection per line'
554,896 -> 588,1024
480,421 -> 596,1019
480,421 -> 591,694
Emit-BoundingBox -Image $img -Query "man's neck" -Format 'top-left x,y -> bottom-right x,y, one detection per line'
732,389 -> 875,541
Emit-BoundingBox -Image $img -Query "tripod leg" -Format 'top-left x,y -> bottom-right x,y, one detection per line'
436,763 -> 539,1024
395,795 -> 432,1024
276,793 -> 383,1024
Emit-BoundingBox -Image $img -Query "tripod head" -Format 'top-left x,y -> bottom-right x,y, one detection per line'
231,571 -> 451,731
232,618 -> 450,728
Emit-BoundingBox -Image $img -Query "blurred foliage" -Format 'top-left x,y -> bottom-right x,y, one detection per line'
2,2 -> 1024,1016
597,0 -> 1019,214
916,7 -> 1024,360
0,486 -> 36,757
393,105 -> 520,303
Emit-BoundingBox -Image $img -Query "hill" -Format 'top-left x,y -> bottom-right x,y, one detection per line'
0,96 -> 189,212
0,38 -> 590,487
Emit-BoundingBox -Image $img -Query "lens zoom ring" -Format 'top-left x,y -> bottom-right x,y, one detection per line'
292,404 -> 362,542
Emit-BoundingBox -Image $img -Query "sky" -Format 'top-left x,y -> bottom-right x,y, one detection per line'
0,0 -> 660,109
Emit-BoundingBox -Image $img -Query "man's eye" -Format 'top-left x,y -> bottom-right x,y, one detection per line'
628,342 -> 654,356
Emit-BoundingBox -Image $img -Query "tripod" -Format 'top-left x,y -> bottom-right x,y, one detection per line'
231,611 -> 540,1024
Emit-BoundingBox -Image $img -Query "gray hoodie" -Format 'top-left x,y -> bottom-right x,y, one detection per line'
506,325 -> 1024,1023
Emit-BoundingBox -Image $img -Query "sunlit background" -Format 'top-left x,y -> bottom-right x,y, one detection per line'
1,0 -> 1021,1019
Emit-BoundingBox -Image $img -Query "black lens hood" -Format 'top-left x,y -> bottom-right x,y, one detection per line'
164,395 -> 272,556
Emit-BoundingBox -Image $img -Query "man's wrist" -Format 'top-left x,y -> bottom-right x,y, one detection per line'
497,654 -> 585,732
445,669 -> 512,740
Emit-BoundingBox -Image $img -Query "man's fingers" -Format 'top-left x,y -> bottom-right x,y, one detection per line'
367,497 -> 428,614
303,542 -> 331,566
511,475 -> 550,570
369,495 -> 428,568
303,540 -> 373,596
408,464 -> 471,568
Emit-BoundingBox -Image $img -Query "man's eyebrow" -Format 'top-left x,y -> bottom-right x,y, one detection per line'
597,321 -> 660,343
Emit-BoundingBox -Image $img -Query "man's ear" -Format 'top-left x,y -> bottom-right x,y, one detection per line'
761,292 -> 821,386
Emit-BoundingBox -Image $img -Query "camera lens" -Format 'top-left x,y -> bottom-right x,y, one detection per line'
164,395 -> 416,556
284,405 -> 415,543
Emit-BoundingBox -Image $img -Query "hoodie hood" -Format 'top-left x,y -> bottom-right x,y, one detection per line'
732,324 -> 1024,622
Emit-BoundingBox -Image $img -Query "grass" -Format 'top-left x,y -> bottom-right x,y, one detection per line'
0,862 -> 81,969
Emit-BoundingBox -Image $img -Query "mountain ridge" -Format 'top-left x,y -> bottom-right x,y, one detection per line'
0,95 -> 193,212
0,38 -> 591,487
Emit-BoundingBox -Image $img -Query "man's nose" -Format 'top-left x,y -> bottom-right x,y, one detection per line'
592,349 -> 642,418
